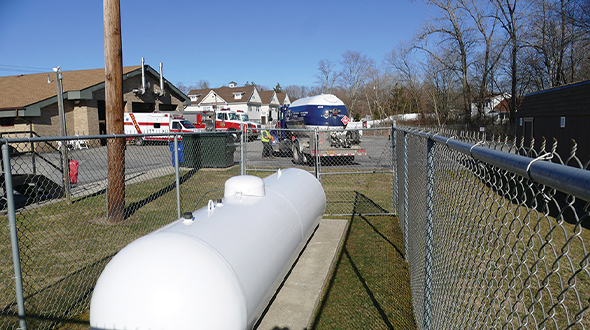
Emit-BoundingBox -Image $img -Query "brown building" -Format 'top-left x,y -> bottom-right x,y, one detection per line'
0,65 -> 190,140
516,80 -> 590,163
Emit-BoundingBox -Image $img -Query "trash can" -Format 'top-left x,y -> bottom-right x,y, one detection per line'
183,134 -> 201,169
199,132 -> 236,168
168,141 -> 184,167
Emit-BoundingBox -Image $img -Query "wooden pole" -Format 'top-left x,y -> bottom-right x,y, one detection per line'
104,0 -> 125,222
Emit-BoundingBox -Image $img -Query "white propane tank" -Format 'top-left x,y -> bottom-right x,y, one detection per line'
89,168 -> 326,330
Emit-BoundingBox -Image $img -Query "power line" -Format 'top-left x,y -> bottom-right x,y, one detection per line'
0,64 -> 50,74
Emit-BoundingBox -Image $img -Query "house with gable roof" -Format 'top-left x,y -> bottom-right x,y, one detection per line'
258,90 -> 280,124
186,84 -> 265,123
471,93 -> 511,122
276,92 -> 291,107
0,64 -> 190,141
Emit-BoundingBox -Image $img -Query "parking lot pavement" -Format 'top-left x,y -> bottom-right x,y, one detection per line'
255,219 -> 348,330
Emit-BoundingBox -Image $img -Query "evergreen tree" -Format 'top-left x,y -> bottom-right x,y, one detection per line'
274,83 -> 282,93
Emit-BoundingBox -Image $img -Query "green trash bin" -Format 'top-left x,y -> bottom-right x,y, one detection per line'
183,133 -> 201,169
199,132 -> 236,168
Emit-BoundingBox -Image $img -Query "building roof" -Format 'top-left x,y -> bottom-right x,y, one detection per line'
186,88 -> 211,105
258,90 -> 277,105
517,80 -> 590,117
276,92 -> 289,105
188,85 -> 259,105
0,66 -> 140,110
0,65 -> 190,116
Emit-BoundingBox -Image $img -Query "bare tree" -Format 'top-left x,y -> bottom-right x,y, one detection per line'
176,82 -> 190,94
196,79 -> 210,89
524,0 -> 589,88
463,0 -> 507,121
423,53 -> 459,125
385,42 -> 424,117
283,85 -> 312,101
491,0 -> 531,125
314,59 -> 340,94
339,50 -> 372,118
417,0 -> 476,123
571,0 -> 590,31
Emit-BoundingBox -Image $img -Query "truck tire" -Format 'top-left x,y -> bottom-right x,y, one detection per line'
134,137 -> 144,146
292,141 -> 303,164
228,128 -> 240,142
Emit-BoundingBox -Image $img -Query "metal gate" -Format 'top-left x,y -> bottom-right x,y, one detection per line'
243,126 -> 395,216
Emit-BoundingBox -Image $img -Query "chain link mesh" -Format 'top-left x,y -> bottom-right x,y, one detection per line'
395,127 -> 590,329
1,132 -> 240,329
244,127 -> 395,216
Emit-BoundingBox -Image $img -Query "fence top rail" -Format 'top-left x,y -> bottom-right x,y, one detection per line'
259,127 -> 386,132
396,127 -> 590,202
0,131 -> 234,144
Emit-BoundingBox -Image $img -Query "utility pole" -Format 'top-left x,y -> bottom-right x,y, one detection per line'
54,66 -> 71,203
104,0 -> 125,222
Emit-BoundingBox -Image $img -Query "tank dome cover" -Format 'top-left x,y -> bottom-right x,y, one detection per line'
224,175 -> 266,198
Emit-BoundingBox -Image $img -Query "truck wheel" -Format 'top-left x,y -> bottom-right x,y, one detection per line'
134,137 -> 144,146
292,141 -> 303,164
226,128 -> 238,142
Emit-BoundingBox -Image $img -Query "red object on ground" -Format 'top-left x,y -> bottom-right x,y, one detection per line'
69,159 -> 79,184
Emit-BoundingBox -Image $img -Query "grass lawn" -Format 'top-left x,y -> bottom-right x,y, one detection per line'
1,166 -> 408,330
309,195 -> 416,330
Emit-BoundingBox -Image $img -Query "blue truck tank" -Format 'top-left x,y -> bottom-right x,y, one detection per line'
285,94 -> 349,128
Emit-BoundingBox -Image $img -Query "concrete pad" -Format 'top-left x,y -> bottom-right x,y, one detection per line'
256,219 -> 349,330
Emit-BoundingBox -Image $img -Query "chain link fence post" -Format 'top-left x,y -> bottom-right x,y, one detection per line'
173,135 -> 181,219
423,137 -> 434,330
392,121 -> 397,215
241,124 -> 245,176
3,143 -> 27,330
403,131 -> 409,262
314,128 -> 319,179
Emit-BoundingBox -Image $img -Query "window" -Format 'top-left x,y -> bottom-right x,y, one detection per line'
0,117 -> 14,127
154,123 -> 161,129
560,116 -> 566,128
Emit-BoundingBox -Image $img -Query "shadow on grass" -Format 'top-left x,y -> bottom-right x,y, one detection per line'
1,169 -> 200,329
123,168 -> 198,219
71,168 -> 198,220
310,191 -> 415,330
1,255 -> 112,330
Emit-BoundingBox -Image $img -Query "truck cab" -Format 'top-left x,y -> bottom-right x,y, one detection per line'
171,118 -> 197,132
215,109 -> 260,141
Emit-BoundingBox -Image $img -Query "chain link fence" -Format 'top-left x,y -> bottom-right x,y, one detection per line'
394,127 -> 590,329
1,127 -> 395,329
1,132 -> 240,330
243,127 -> 395,216
4,124 -> 590,330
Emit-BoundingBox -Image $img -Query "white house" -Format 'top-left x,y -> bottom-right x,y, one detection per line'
185,84 -> 290,124
471,93 -> 511,121
258,90 -> 280,124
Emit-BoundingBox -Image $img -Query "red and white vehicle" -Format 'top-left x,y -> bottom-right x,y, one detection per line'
124,112 -> 201,145
215,109 -> 260,141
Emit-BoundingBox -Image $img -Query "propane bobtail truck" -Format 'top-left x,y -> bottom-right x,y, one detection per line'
270,94 -> 364,164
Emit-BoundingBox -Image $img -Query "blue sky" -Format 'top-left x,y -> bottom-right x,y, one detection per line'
0,0 -> 432,89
